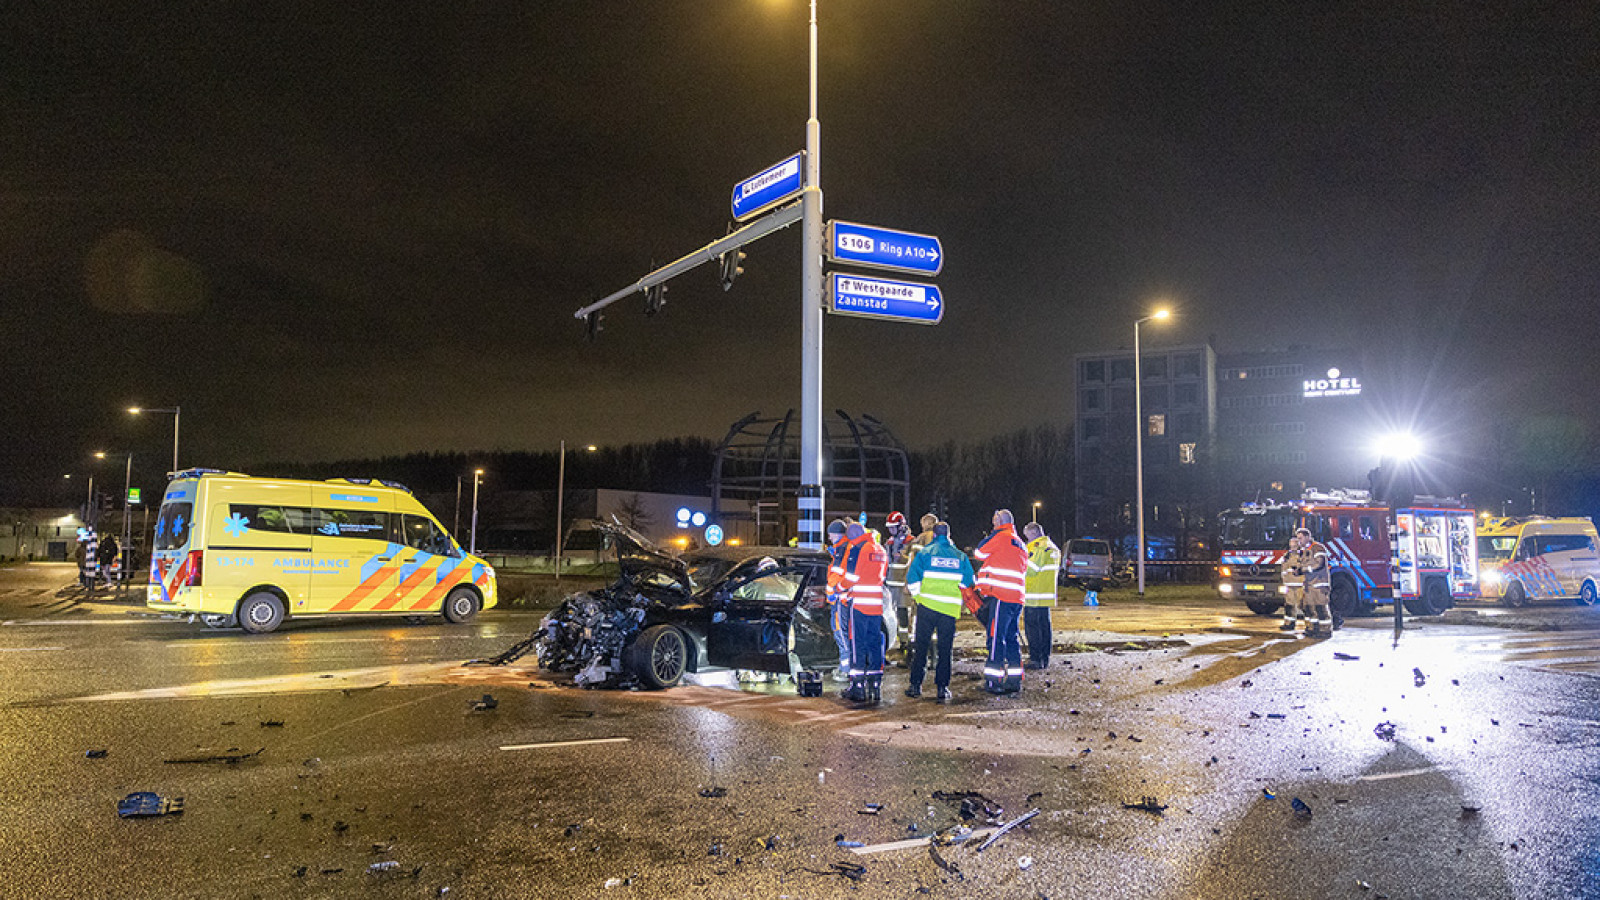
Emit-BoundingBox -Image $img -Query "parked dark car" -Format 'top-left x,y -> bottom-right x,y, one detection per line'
535,523 -> 836,689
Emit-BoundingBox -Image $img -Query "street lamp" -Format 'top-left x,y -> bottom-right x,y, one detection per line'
95,450 -> 133,589
469,469 -> 484,556
1032,501 -> 1041,525
555,442 -> 598,582
127,405 -> 180,473
1134,308 -> 1171,596
65,473 -> 95,525
1370,431 -> 1422,635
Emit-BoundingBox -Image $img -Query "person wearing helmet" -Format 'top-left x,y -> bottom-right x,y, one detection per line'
1296,527 -> 1334,637
882,512 -> 912,656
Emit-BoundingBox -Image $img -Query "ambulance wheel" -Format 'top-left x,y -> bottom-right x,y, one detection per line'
1244,600 -> 1280,616
201,614 -> 236,629
632,625 -> 687,689
441,588 -> 479,624
1503,582 -> 1528,608
238,592 -> 284,634
1577,581 -> 1597,607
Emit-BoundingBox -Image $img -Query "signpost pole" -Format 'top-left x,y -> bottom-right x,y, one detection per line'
798,0 -> 825,551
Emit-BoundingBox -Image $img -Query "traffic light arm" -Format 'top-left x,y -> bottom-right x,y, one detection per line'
573,200 -> 803,322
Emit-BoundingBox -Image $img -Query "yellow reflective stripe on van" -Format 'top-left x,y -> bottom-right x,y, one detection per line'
373,564 -> 439,611
329,564 -> 399,612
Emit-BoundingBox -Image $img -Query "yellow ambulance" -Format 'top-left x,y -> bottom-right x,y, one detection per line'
147,469 -> 497,633
1475,516 -> 1600,607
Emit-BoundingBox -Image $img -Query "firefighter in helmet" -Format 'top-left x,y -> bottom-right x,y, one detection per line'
1295,527 -> 1334,637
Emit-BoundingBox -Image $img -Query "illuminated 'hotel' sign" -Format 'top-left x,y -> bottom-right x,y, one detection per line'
1303,367 -> 1362,398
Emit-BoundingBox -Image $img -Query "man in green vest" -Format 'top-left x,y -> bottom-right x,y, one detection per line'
1022,522 -> 1061,669
902,522 -> 976,703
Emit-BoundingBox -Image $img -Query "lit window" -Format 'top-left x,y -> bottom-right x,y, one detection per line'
1147,414 -> 1166,437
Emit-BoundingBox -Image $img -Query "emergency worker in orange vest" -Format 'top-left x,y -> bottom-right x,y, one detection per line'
841,521 -> 889,705
825,519 -> 851,681
973,509 -> 1030,694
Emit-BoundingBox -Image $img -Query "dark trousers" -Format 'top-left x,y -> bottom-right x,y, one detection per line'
986,601 -> 1023,674
849,607 -> 884,677
908,605 -> 956,691
1024,606 -> 1053,665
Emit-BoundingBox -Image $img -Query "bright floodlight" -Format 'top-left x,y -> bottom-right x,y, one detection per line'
1375,432 -> 1423,461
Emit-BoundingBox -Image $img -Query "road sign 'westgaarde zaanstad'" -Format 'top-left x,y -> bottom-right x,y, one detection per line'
827,272 -> 943,325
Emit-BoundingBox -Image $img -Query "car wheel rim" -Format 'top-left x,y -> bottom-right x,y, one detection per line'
654,634 -> 683,681
249,603 -> 273,625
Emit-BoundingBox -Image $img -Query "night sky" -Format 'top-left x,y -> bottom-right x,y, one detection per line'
3,1 -> 1597,503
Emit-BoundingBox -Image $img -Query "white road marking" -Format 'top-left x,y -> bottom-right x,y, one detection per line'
1356,765 -> 1449,782
500,737 -> 631,751
0,646 -> 65,652
944,707 -> 1033,718
850,829 -> 997,855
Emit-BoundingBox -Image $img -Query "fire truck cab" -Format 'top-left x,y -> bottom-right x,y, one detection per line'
1216,489 -> 1477,619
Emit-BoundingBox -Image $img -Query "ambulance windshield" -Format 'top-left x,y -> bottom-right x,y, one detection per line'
1477,535 -> 1516,561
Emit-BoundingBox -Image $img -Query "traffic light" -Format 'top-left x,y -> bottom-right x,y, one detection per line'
644,283 -> 667,316
718,246 -> 746,291
584,311 -> 604,341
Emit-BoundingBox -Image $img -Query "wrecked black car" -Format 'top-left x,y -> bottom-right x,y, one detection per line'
535,523 -> 837,689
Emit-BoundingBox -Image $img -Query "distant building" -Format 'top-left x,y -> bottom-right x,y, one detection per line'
1073,343 -> 1376,556
0,509 -> 88,561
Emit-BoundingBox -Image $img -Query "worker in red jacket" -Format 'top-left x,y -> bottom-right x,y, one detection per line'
841,521 -> 889,705
973,509 -> 1029,694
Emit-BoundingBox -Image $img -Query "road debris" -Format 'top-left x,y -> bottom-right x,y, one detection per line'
858,803 -> 884,815
1123,797 -> 1168,815
1460,805 -> 1480,820
1018,855 -> 1033,870
1291,797 -> 1312,820
835,839 -> 864,848
1413,667 -> 1427,687
928,842 -> 963,879
470,694 -> 498,712
368,861 -> 400,874
698,787 -> 728,798
259,721 -> 284,728
1334,652 -> 1359,661
1262,789 -> 1277,800
163,747 -> 264,765
976,808 -> 1040,852
117,792 -> 184,818
1373,721 -> 1397,741
84,749 -> 107,759
932,790 -> 1004,824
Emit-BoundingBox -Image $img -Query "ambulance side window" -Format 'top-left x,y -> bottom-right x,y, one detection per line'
1513,540 -> 1531,562
320,508 -> 393,542
402,515 -> 456,556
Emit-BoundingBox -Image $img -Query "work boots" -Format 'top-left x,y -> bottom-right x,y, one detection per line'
865,675 -> 882,706
843,676 -> 865,703
1003,673 -> 1023,694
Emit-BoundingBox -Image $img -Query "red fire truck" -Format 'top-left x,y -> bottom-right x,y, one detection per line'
1215,489 -> 1478,619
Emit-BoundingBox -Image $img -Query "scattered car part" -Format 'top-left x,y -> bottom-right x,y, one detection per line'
1123,797 -> 1168,815
117,792 -> 184,818
976,808 -> 1040,851
1291,797 -> 1313,819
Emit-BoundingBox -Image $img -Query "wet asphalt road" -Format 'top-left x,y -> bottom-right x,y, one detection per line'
1,562 -> 1597,900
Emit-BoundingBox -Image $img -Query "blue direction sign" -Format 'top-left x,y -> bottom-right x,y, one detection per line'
731,152 -> 805,221
827,220 -> 943,275
827,273 -> 943,325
